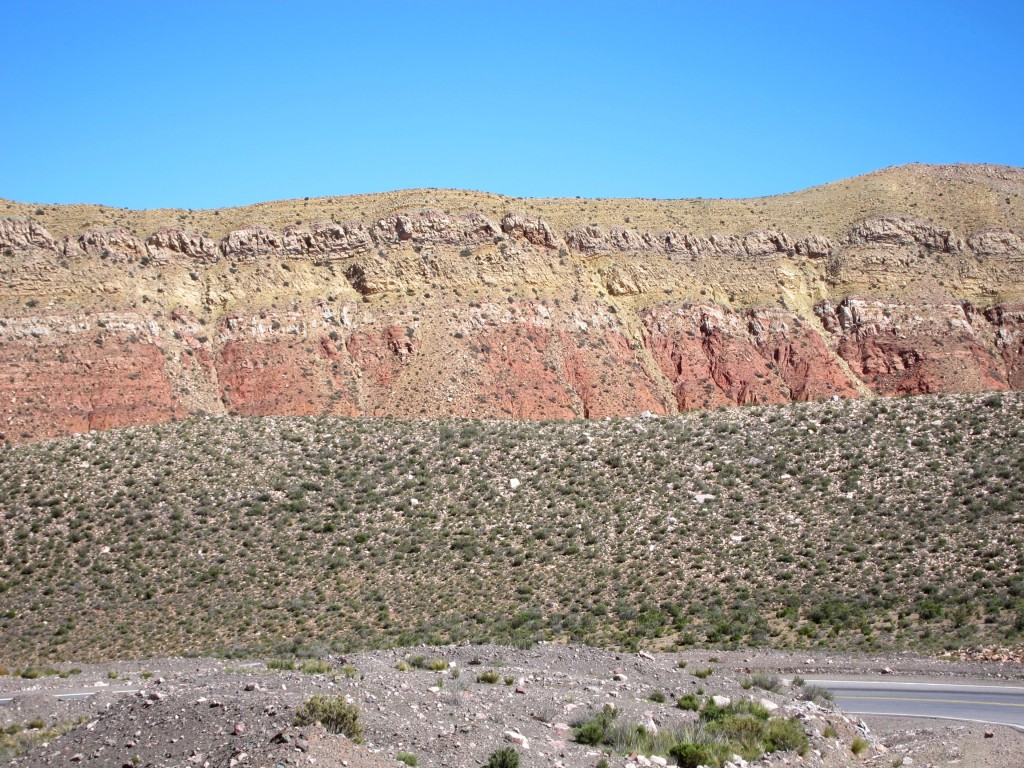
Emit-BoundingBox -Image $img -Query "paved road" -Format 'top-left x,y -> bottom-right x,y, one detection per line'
808,679 -> 1024,731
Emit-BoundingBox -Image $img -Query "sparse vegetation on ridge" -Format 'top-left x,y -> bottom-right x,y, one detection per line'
0,392 -> 1022,663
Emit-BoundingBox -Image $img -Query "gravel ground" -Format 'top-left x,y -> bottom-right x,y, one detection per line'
1,645 -> 1021,768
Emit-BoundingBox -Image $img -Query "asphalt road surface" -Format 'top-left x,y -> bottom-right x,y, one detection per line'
809,679 -> 1024,731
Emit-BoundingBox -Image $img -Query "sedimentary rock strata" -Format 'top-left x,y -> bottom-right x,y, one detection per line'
2,165 -> 1022,443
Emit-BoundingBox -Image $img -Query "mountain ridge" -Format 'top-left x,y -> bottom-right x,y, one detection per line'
4,162 -> 1022,241
1,163 -> 1022,444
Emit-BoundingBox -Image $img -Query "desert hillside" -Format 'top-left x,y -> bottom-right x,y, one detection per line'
1,163 -> 1023,443
0,392 -> 1020,663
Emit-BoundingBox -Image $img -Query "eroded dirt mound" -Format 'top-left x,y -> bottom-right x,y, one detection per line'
1,646 -> 897,768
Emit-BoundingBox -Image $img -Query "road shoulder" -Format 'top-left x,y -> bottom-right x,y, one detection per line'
864,716 -> 1024,767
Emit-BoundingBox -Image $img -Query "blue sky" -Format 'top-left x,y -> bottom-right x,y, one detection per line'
2,1 -> 1022,208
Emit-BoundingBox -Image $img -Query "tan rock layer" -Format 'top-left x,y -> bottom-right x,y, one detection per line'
7,212 -> 1020,266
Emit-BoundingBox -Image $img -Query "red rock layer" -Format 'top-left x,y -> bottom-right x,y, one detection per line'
0,333 -> 183,442
640,304 -> 857,411
1,296 -> 1021,445
986,305 -> 1024,389
817,298 -> 1009,396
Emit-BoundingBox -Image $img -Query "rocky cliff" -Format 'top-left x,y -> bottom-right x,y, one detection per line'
1,164 -> 1022,443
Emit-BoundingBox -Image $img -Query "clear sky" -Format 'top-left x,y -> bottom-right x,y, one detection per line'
2,1 -> 1022,209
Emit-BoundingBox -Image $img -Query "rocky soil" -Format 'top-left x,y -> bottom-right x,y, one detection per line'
7,645 -> 1022,768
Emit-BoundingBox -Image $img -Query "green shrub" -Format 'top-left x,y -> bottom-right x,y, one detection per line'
693,667 -> 714,679
293,695 -> 363,742
299,659 -> 332,675
397,751 -> 419,766
676,693 -> 701,711
573,721 -> 605,746
573,704 -> 618,745
763,717 -> 810,753
476,669 -> 500,684
746,672 -> 782,692
485,747 -> 520,768
670,742 -> 732,768
691,702 -> 809,763
851,735 -> 869,755
267,658 -> 296,671
18,667 -> 59,680
648,689 -> 667,703
701,699 -> 770,723
800,684 -> 834,703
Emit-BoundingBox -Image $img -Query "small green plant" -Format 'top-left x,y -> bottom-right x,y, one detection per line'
800,684 -> 834,703
851,735 -> 870,756
701,698 -> 770,724
427,657 -> 448,671
293,695 -> 364,742
676,693 -> 701,711
106,670 -> 118,680
670,742 -> 732,768
19,667 -> 60,680
573,704 -> 618,745
476,669 -> 500,684
394,661 -> 412,672
676,659 -> 688,669
485,746 -> 520,768
1,718 -> 86,762
503,676 -> 515,686
692,667 -> 714,679
268,658 -> 297,671
791,675 -> 805,687
397,751 -> 419,766
299,659 -> 332,675
648,689 -> 667,703
746,671 -> 782,693
823,724 -> 839,739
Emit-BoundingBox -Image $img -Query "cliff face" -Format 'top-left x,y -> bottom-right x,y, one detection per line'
2,164 -> 1023,444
